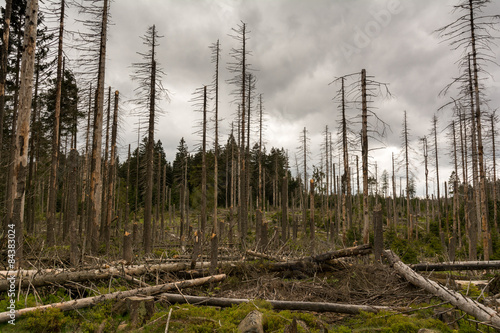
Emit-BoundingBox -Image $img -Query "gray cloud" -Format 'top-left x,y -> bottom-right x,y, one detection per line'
62,0 -> 500,196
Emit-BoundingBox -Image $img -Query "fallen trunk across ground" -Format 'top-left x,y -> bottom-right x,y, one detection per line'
0,274 -> 226,323
384,250 -> 500,330
0,261 -> 236,291
265,244 -> 371,271
411,261 -> 500,272
159,293 -> 398,314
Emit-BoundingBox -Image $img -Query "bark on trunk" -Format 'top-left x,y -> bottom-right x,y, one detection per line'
361,69 -> 369,244
281,175 -> 288,244
0,0 -> 12,163
88,0 -> 108,254
10,0 -> 39,268
143,26 -> 156,253
68,149 -> 79,266
410,261 -> 500,272
46,0 -> 65,247
159,293 -> 395,314
104,90 -> 118,253
0,262 -> 232,291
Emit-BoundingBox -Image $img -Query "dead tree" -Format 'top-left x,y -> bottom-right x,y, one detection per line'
0,0 -> 12,164
431,115 -> 445,246
310,179 -> 315,251
85,0 -> 109,254
130,25 -> 167,254
331,70 -> 389,243
297,127 -> 310,234
330,76 -> 354,235
68,149 -> 79,266
490,113 -> 498,232
227,21 -> 251,244
450,121 -> 459,261
103,90 -> 118,253
10,0 -> 38,267
210,40 -> 220,273
201,86 -> 208,234
396,111 -> 417,238
45,0 -> 65,246
421,136 -> 430,233
123,144 -> 132,262
436,0 -> 500,260
392,152 -> 397,229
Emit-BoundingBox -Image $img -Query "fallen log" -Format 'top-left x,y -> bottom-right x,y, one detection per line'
411,261 -> 500,272
159,293 -> 398,315
309,244 -> 372,262
0,261 -> 237,291
245,250 -> 286,262
384,250 -> 500,329
0,274 -> 226,323
265,245 -> 371,272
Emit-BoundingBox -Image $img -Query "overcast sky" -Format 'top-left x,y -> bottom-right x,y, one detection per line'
55,0 -> 500,196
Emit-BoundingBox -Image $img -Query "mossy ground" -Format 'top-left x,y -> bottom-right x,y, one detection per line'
0,270 -> 492,333
0,298 -> 476,332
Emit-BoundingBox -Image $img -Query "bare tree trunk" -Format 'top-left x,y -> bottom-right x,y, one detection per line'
238,24 -> 248,245
4,27 -> 21,232
258,94 -> 263,211
123,145 -> 132,262
302,127 -> 307,234
10,0 -> 38,267
281,175 -> 288,244
469,5 -> 490,257
26,56 -> 40,235
68,149 -> 79,266
211,40 -> 220,274
0,0 -> 12,164
450,123 -> 458,260
201,86 -> 207,234
403,111 -> 411,239
88,0 -> 109,254
491,114 -> 498,233
310,179 -> 315,252
100,87 -> 111,241
392,152 -> 397,230
361,69 -> 369,244
324,126 -> 329,239
161,164 -> 166,241
103,90 -> 118,253
143,26 -> 157,254
341,78 -> 352,233
467,55 -> 480,260
47,0 -> 65,246
432,115 -> 445,249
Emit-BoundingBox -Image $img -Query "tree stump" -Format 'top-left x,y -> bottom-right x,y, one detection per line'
238,310 -> 263,333
126,296 -> 155,327
284,318 -> 298,333
123,231 -> 133,263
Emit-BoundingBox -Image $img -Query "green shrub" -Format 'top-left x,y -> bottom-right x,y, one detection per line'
25,308 -> 67,333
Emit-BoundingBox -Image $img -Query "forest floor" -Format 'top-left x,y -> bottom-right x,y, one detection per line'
0,214 -> 499,332
0,251 -> 495,332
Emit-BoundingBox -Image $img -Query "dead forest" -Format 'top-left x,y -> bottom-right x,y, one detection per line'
1,0 -> 500,332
